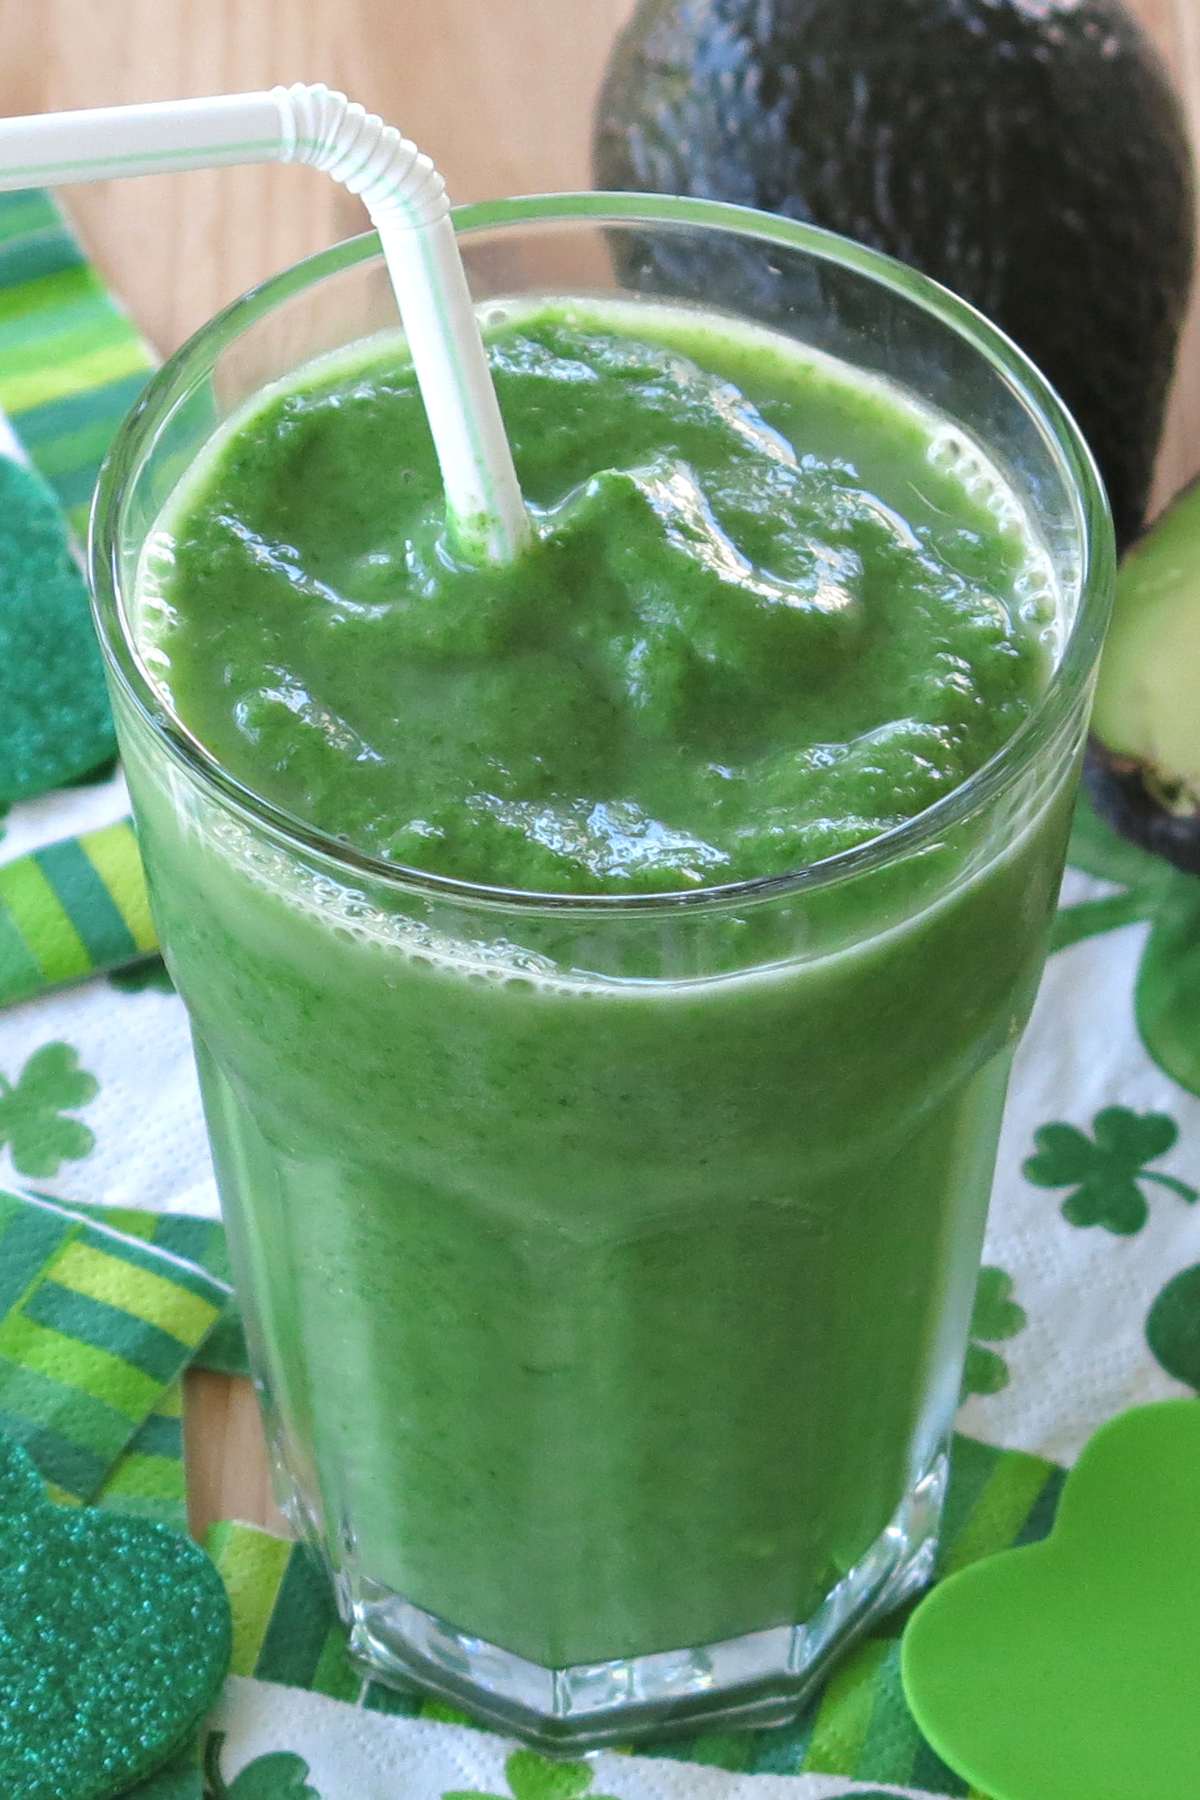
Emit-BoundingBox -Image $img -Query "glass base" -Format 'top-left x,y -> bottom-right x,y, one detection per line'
333,1451 -> 947,1753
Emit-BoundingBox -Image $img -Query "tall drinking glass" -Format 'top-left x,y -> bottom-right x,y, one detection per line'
90,195 -> 1113,1751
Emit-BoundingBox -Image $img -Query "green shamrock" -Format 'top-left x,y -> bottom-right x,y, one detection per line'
1146,1264 -> 1200,1391
1053,796 -> 1200,1097
126,1749 -> 208,1799
109,957 -> 176,996
1024,1105 -> 1197,1235
961,1266 -> 1027,1398
0,1041 -> 99,1176
204,1732 -> 321,1799
443,1749 -> 622,1800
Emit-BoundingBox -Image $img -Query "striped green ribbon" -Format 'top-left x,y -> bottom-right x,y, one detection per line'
207,1431 -> 1062,1792
0,818 -> 160,1006
0,189 -> 155,540
0,1187 -> 227,1507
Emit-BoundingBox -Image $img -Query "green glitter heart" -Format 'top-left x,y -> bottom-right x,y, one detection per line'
0,1435 -> 44,1511
0,1430 -> 231,1800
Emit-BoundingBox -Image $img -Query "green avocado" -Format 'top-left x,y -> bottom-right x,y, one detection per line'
594,0 -> 1195,550
1088,477 -> 1200,873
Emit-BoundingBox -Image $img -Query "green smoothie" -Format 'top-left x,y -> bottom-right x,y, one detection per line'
125,301 -> 1070,1672
142,303 -> 1050,892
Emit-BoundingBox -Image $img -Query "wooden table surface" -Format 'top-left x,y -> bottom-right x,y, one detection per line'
2,0 -> 1197,1541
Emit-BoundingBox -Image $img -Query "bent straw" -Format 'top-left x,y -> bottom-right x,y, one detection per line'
0,83 -> 531,564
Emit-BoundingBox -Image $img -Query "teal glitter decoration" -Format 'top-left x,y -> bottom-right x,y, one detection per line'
0,455 -> 115,803
0,1435 -> 43,1511
0,1433 -> 231,1799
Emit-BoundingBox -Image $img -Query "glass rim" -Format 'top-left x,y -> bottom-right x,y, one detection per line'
89,189 -> 1115,916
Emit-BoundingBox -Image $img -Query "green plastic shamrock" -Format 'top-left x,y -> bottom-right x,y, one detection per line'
1146,1264 -> 1200,1391
961,1266 -> 1027,1398
443,1749 -> 622,1800
902,1401 -> 1200,1798
204,1732 -> 321,1799
1053,795 -> 1200,1098
1023,1105 -> 1197,1235
0,1041 -> 99,1176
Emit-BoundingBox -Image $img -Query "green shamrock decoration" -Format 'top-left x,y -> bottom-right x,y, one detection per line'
1146,1264 -> 1200,1391
109,958 -> 176,996
0,1041 -> 99,1176
961,1266 -> 1027,1398
1023,1105 -> 1197,1235
443,1749 -> 622,1800
126,1750 -> 207,1799
1053,796 -> 1200,1097
203,1733 -> 321,1799
902,1402 -> 1200,1798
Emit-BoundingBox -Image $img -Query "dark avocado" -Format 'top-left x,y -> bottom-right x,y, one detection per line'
1087,477 -> 1200,874
594,0 -> 1195,550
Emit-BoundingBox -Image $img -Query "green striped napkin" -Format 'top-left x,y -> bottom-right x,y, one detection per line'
0,189 -> 154,540
66,1196 -> 248,1378
0,820 -> 159,1007
0,186 -> 164,1006
97,1378 -> 188,1526
0,1186 -> 227,1510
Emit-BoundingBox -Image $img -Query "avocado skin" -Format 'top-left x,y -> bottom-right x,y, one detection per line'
594,0 -> 1195,550
1084,747 -> 1200,873
1087,474 -> 1200,875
